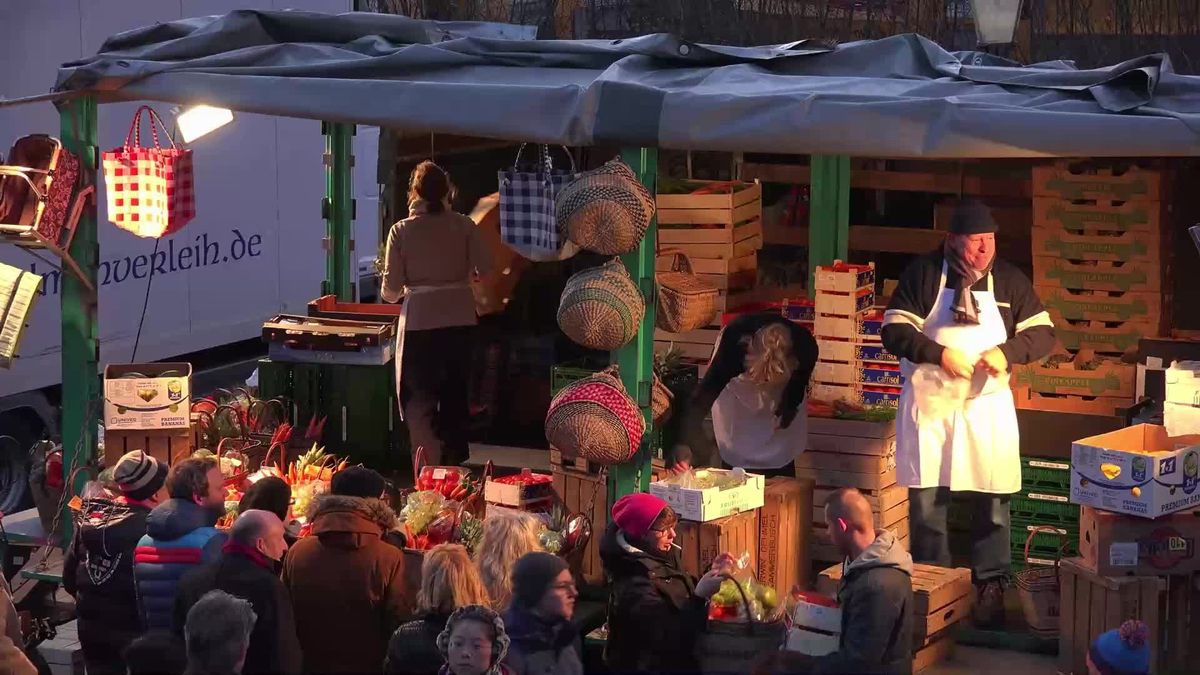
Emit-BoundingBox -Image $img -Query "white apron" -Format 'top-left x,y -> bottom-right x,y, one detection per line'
712,374 -> 808,470
394,283 -> 470,421
896,263 -> 1020,494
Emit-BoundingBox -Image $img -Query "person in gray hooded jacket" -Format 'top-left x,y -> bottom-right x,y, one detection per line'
816,487 -> 914,675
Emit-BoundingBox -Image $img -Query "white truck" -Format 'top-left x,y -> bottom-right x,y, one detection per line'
0,0 -> 380,500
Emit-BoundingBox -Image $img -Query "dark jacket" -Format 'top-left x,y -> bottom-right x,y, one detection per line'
384,612 -> 450,675
62,497 -> 154,675
598,523 -> 707,673
882,252 -> 1055,367
175,544 -> 302,675
501,605 -> 583,675
815,530 -> 914,675
282,495 -> 410,674
135,498 -> 226,632
674,312 -> 818,468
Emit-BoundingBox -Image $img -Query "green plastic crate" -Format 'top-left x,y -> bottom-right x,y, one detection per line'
551,360 -> 605,396
1010,494 -> 1080,523
1020,457 -> 1072,494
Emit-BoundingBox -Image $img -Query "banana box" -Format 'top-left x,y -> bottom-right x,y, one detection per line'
1072,424 -> 1200,519
104,363 -> 193,431
786,591 -> 841,656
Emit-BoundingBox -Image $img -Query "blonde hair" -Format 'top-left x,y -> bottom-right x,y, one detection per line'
418,544 -> 491,615
474,512 -> 542,611
743,323 -> 798,385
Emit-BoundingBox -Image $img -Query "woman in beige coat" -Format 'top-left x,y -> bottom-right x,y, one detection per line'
381,161 -> 492,467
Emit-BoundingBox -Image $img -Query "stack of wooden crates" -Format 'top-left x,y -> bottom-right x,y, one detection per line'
654,180 -> 763,365
797,417 -> 909,565
818,563 -> 972,673
1018,161 -> 1168,416
810,262 -> 902,409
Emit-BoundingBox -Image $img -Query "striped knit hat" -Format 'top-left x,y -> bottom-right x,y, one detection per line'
113,450 -> 168,501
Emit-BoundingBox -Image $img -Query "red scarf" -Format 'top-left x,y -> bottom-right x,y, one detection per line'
222,541 -> 273,571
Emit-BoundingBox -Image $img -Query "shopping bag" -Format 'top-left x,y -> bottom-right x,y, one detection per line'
102,105 -> 195,238
498,144 -> 578,261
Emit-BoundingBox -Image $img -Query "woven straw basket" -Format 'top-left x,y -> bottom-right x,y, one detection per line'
556,158 -> 655,256
557,259 -> 645,351
545,366 -> 645,466
651,374 -> 673,425
656,250 -> 720,332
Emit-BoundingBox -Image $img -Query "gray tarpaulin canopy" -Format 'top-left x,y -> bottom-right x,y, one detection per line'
48,9 -> 1200,158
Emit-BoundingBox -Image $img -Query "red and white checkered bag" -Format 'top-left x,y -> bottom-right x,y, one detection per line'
102,105 -> 195,238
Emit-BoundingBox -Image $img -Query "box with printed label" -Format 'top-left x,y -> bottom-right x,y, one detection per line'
814,261 -> 875,294
1014,360 -> 1134,399
1079,506 -> 1200,576
816,339 -> 896,364
815,288 -> 874,317
649,469 -> 765,522
1071,424 -> 1200,518
1031,225 -> 1161,264
1032,162 -> 1164,202
104,363 -> 192,431
786,592 -> 841,656
1033,257 -> 1161,294
1032,197 -> 1162,235
1048,313 -> 1158,355
1037,286 -> 1162,327
814,313 -> 884,342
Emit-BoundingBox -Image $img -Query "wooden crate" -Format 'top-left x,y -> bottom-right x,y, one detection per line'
1033,257 -> 1162,294
653,340 -> 713,361
758,477 -> 813,596
654,326 -> 722,346
656,180 -> 762,225
1033,197 -> 1163,235
104,429 -> 192,469
795,449 -> 897,491
1013,360 -> 1135,399
913,633 -> 955,673
807,417 -> 896,456
813,482 -> 908,514
1048,313 -> 1160,356
668,234 -> 763,261
676,509 -> 760,579
818,563 -> 972,647
548,448 -> 600,475
658,218 -> 762,246
551,468 -> 609,585
1057,556 -> 1200,675
1031,225 -> 1162,265
655,251 -> 757,276
1037,286 -> 1163,327
1012,386 -> 1131,417
1032,161 -> 1164,202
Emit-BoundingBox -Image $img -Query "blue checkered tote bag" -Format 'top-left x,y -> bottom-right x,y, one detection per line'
499,144 -> 579,262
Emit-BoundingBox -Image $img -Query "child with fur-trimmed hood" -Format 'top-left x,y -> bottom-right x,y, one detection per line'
282,467 -> 412,673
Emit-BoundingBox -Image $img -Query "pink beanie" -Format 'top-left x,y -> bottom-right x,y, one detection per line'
612,493 -> 668,540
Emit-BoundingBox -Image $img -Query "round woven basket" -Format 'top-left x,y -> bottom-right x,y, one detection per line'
557,158 -> 655,256
557,259 -> 645,351
651,374 -> 673,425
656,250 -> 720,332
545,366 -> 645,465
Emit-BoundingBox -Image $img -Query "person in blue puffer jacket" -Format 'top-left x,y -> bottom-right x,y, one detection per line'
135,457 -> 228,631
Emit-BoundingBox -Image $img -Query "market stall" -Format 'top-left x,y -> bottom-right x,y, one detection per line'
6,8 -> 1200,671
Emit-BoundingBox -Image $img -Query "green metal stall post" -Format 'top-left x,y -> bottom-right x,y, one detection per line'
59,97 -> 100,544
807,155 -> 851,297
609,147 -> 658,505
322,122 -> 355,301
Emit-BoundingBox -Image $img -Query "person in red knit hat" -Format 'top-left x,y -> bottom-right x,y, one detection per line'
599,492 -> 731,674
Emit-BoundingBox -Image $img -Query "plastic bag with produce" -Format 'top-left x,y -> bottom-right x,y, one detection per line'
705,552 -> 781,623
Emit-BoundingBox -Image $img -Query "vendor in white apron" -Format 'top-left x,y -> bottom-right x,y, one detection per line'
381,160 -> 492,467
882,200 -> 1055,628
670,312 -> 818,478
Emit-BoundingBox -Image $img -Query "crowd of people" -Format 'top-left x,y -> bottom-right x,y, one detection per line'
0,445 -> 1144,675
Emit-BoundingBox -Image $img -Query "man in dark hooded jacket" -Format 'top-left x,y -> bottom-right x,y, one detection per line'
815,487 -> 914,675
135,457 -> 228,631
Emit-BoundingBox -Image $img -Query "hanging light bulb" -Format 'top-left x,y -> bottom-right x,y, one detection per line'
969,0 -> 1023,45
174,105 -> 234,143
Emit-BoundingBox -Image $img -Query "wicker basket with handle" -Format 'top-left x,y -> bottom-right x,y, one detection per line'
557,259 -> 645,351
545,365 -> 645,466
1015,525 -> 1065,637
556,157 -> 655,256
651,374 -> 673,426
656,249 -> 719,332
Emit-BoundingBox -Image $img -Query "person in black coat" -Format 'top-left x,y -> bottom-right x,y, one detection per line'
175,510 -> 301,675
384,544 -> 491,674
598,493 -> 731,674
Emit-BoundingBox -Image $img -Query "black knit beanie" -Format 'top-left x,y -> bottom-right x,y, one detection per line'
330,466 -> 385,499
511,552 -> 569,609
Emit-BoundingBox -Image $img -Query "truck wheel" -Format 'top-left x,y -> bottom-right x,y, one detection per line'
0,413 -> 36,514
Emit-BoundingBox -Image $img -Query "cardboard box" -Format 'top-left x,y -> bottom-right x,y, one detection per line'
814,313 -> 884,342
758,477 -> 813,595
1032,197 -> 1162,234
675,509 -> 760,578
786,593 -> 841,656
1033,257 -> 1161,293
649,469 -> 765,522
1071,424 -> 1200,518
103,363 -> 192,431
1031,226 -> 1161,264
1037,286 -> 1162,326
1079,506 -> 1200,576
814,262 -> 876,294
1012,386 -> 1130,417
1165,402 -> 1200,437
809,383 -> 902,409
817,339 -> 897,365
786,628 -> 839,656
1049,313 -> 1159,355
1167,361 -> 1200,407
1014,360 -> 1135,399
1032,162 -> 1165,202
